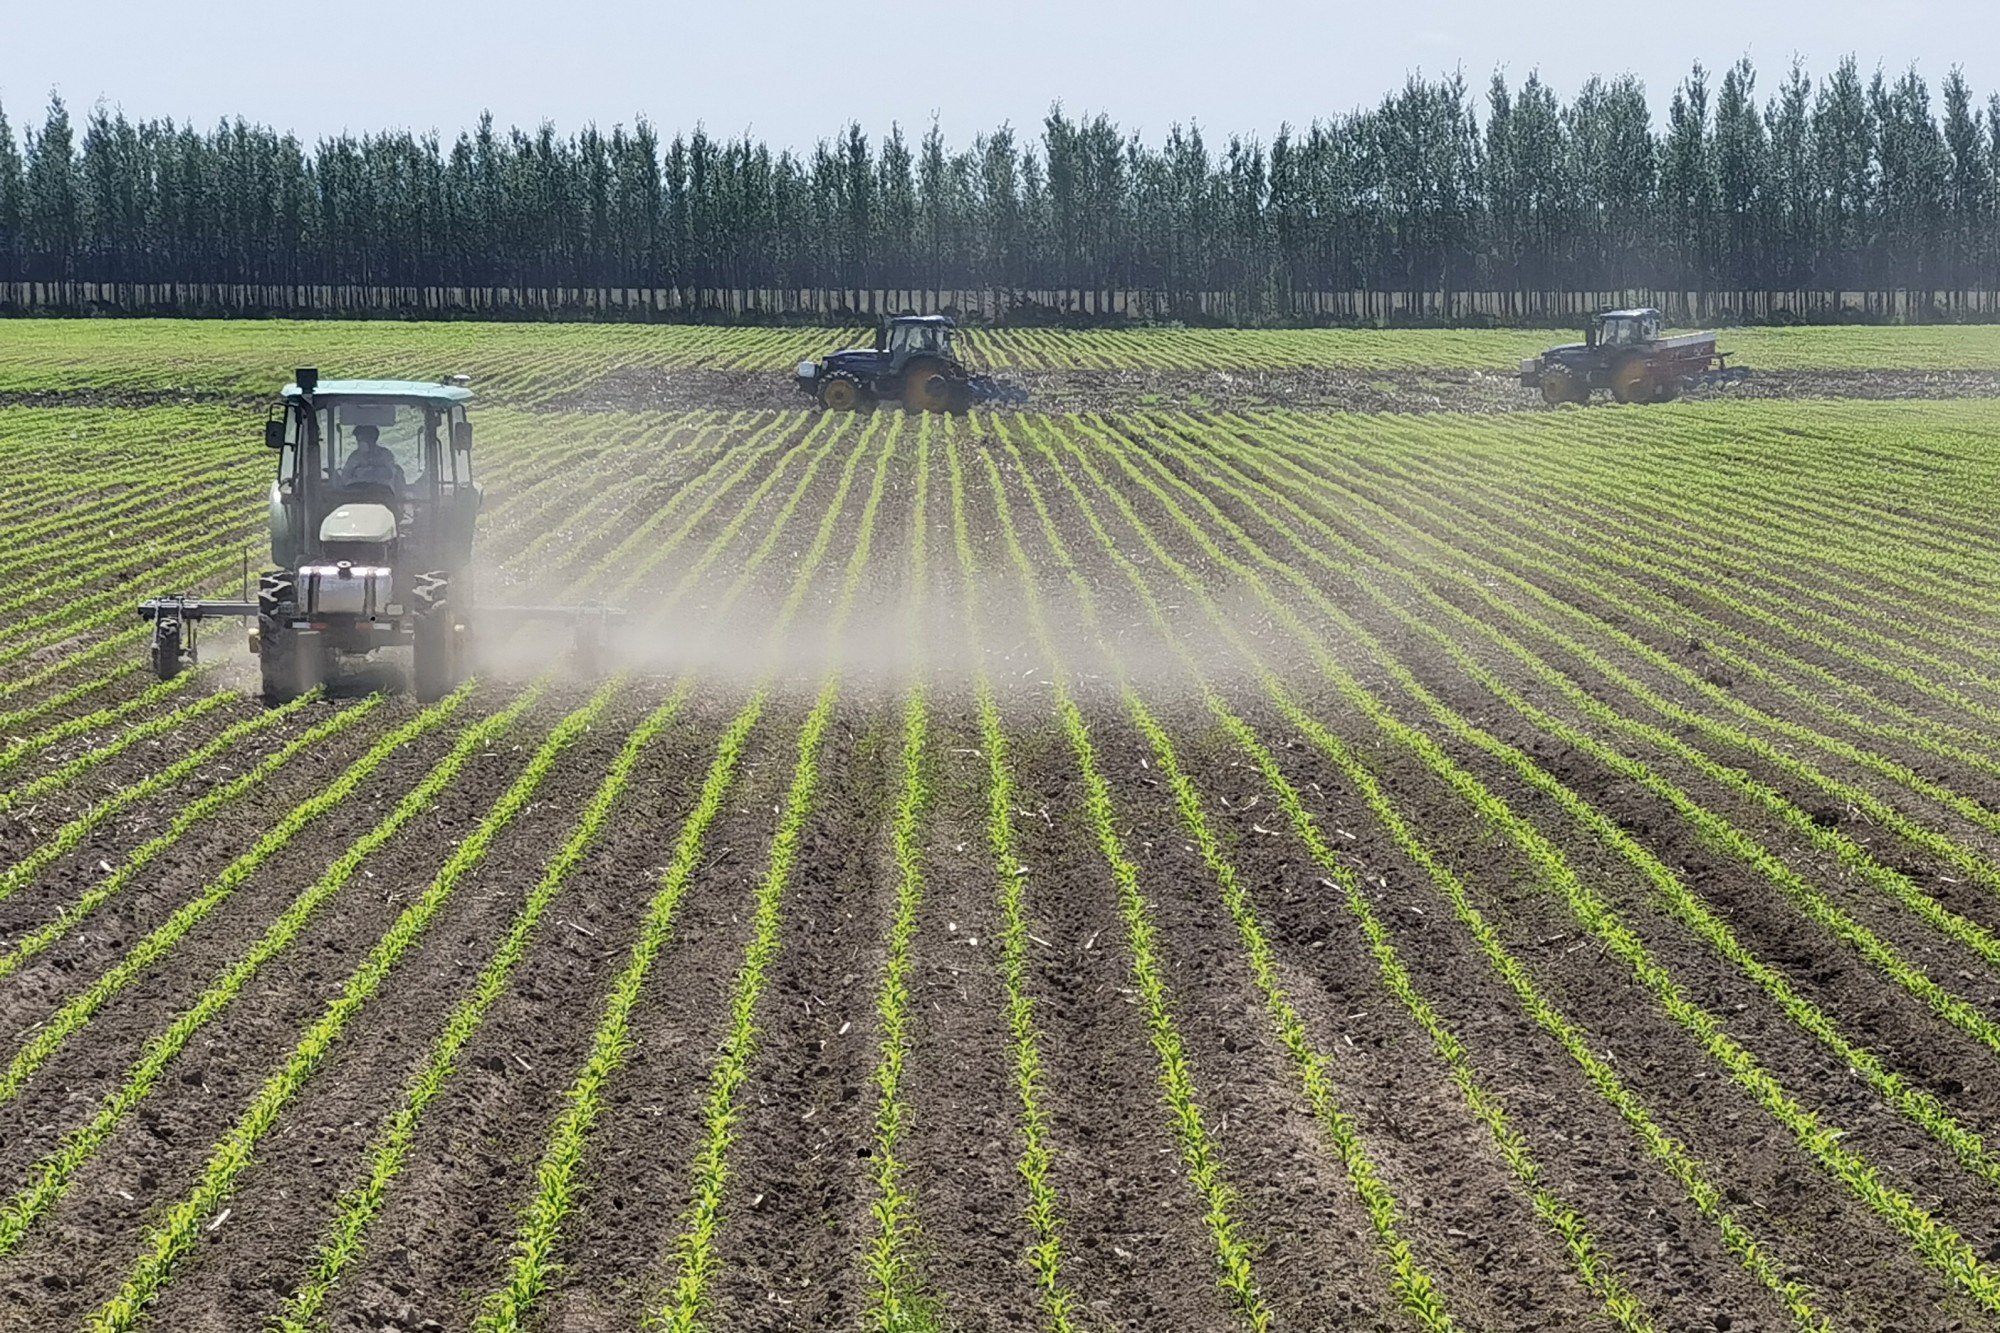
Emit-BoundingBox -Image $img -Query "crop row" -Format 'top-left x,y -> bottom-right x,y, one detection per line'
1010,410 -> 2000,1319
8,391 -> 2000,1331
7,322 -> 2000,406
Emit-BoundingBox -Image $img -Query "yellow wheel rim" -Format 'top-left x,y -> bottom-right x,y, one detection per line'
821,378 -> 860,411
1541,373 -> 1574,406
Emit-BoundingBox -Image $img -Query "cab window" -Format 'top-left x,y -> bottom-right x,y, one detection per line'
319,402 -> 427,497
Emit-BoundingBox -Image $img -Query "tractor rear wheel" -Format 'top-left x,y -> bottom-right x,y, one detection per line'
901,358 -> 957,413
411,571 -> 460,703
1611,355 -> 1652,404
149,618 -> 185,681
256,571 -> 308,703
819,374 -> 866,412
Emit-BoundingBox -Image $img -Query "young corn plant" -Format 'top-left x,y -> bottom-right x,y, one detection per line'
945,433 -> 1082,1332
1156,421 -> 2000,1151
970,435 -> 1275,1332
647,682 -> 841,1333
1075,416 -> 2000,1321
482,420 -> 894,1332
1038,420 -> 1833,1331
271,676 -> 696,1332
0,692 -> 384,983
862,419 -> 941,1332
0,683 -> 518,1260
0,685 -> 236,813
0,690 -> 306,905
0,668 -> 199,783
84,682 -> 617,1333
1015,419 -> 1489,1329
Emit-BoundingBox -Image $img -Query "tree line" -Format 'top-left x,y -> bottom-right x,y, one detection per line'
1,57 -> 1997,315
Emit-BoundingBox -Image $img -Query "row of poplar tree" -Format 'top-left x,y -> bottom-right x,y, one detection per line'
1,57 -> 1997,304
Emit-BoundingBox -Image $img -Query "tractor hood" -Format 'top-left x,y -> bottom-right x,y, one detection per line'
320,503 -> 398,544
824,348 -> 885,367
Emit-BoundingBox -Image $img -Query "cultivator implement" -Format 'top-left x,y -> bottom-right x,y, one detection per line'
137,594 -> 258,680
138,593 -> 626,680
966,373 -> 1031,406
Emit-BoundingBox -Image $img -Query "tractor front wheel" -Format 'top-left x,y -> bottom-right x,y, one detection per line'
411,571 -> 461,703
819,374 -> 866,412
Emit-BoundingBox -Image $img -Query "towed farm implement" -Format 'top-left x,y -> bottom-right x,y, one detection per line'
137,369 -> 619,700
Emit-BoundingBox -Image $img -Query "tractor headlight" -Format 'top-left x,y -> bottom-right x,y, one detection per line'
796,361 -> 817,379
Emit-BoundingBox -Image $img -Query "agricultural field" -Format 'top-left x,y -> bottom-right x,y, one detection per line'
2,320 -> 2000,1333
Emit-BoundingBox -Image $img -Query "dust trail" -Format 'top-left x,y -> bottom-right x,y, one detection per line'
456,410 -> 1342,707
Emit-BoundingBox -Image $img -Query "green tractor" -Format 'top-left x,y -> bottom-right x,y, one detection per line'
139,368 -> 614,701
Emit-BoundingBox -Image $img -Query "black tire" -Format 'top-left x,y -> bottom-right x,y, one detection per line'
256,570 -> 307,702
150,618 -> 184,680
411,570 -> 459,703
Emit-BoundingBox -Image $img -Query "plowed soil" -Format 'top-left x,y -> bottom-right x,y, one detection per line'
5,329 -> 2000,1333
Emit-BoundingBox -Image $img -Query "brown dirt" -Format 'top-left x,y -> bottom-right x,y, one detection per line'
10,364 -> 1995,417
8,386 -> 2000,1333
534,365 -> 2000,416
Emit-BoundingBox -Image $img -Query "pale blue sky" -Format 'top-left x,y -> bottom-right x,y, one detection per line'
5,0 -> 1995,148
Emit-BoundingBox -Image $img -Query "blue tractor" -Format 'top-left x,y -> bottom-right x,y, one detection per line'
795,314 -> 1029,412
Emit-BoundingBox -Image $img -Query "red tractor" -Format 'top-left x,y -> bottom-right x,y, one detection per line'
1520,308 -> 1746,405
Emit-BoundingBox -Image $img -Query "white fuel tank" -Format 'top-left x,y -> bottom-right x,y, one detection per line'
298,563 -> 393,617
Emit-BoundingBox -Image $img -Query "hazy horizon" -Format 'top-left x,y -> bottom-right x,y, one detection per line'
6,0 -> 1995,150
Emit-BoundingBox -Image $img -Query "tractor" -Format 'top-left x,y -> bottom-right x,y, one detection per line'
795,314 -> 1029,412
138,369 -> 616,702
1519,308 -> 1748,405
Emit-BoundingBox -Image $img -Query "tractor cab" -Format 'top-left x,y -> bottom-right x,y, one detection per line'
138,366 -> 621,702
1588,308 -> 1664,349
877,314 -> 957,370
268,374 -> 480,576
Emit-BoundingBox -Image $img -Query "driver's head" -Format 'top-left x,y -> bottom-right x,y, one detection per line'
355,424 -> 380,448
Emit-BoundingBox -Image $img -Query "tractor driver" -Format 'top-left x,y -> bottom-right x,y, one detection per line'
340,424 -> 407,498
